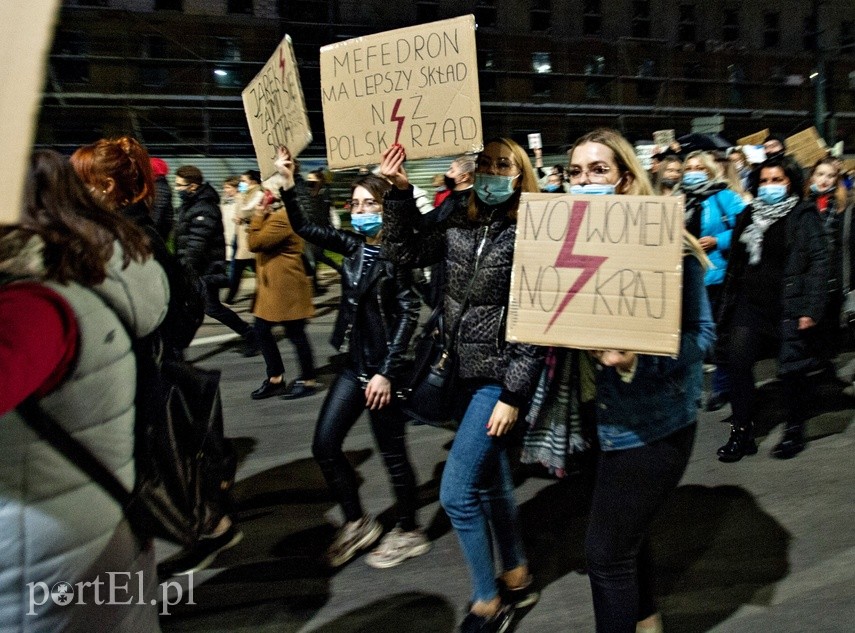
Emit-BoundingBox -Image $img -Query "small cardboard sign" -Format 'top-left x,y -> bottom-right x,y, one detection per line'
785,126 -> 827,168
507,193 -> 685,356
320,15 -> 483,170
653,129 -> 675,149
737,129 -> 769,146
242,35 -> 312,180
527,133 -> 542,150
1,0 -> 60,226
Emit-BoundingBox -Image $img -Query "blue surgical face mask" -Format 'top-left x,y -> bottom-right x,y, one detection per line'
544,184 -> 562,193
351,212 -> 383,237
474,173 -> 519,205
758,184 -> 789,205
810,183 -> 833,194
682,171 -> 709,187
569,183 -> 616,195
237,182 -> 249,193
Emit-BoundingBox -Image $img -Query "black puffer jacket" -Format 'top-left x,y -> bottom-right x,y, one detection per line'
174,182 -> 225,277
383,186 -> 544,407
281,187 -> 419,382
718,199 -> 828,375
151,175 -> 175,242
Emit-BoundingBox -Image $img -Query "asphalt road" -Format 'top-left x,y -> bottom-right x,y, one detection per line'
158,277 -> 855,633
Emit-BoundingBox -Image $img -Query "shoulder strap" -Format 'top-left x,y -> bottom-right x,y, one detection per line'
17,398 -> 135,512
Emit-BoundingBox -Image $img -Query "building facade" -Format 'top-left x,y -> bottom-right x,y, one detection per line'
41,0 -> 855,156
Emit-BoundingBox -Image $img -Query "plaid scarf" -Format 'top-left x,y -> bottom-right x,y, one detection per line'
739,196 -> 798,265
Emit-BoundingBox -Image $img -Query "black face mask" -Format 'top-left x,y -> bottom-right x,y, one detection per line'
444,176 -> 457,191
660,178 -> 679,188
765,149 -> 784,160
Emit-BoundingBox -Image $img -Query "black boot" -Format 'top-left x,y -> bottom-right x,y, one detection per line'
771,423 -> 805,459
717,423 -> 758,463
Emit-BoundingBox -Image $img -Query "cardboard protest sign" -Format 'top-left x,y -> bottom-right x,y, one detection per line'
527,133 -> 542,150
242,35 -> 312,180
635,144 -> 657,171
507,193 -> 684,356
0,0 -> 60,226
320,15 -> 483,170
737,129 -> 769,146
653,129 -> 675,149
785,126 -> 827,168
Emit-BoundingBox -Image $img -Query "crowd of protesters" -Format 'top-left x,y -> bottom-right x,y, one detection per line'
1,123 -> 854,633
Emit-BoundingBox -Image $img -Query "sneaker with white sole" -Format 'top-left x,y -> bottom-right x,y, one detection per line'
365,526 -> 431,569
325,516 -> 382,567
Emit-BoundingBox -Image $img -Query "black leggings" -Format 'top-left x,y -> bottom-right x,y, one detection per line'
726,304 -> 809,430
254,317 -> 316,380
311,367 -> 418,530
585,424 -> 696,633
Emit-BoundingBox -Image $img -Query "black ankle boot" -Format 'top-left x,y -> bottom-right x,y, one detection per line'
717,423 -> 758,463
771,423 -> 805,459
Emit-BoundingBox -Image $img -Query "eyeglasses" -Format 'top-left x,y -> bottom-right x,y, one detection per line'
476,156 -> 519,175
568,164 -> 614,183
348,199 -> 380,211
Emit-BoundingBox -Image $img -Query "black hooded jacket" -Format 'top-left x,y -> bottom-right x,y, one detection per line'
174,182 -> 225,277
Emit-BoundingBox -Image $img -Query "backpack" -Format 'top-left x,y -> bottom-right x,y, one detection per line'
19,332 -> 235,549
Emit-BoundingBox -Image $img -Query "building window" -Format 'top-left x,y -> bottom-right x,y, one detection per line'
584,54 -> 606,98
416,1 -> 439,22
803,15 -> 817,51
722,9 -> 739,42
763,12 -> 780,49
678,4 -> 696,43
531,0 -> 551,33
583,0 -> 602,36
632,0 -> 651,38
281,0 -> 328,22
475,0 -> 497,28
227,0 -> 253,14
479,48 -> 497,94
532,51 -> 552,96
215,38 -> 241,62
154,0 -> 182,10
53,31 -> 89,84
140,35 -> 167,87
840,20 -> 854,54
683,61 -> 703,100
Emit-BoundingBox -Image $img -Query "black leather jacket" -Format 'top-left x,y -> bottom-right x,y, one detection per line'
280,187 -> 419,382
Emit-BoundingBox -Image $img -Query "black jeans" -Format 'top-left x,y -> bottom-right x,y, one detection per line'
312,367 -> 418,530
254,317 -> 316,381
585,424 -> 696,633
201,272 -> 252,338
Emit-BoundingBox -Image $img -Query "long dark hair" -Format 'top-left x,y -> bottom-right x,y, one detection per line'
19,149 -> 151,284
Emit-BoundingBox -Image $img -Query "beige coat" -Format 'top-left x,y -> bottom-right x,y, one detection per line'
234,186 -> 264,260
248,207 -> 314,323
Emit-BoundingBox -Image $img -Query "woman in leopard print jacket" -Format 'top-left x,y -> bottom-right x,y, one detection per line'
380,139 -> 544,631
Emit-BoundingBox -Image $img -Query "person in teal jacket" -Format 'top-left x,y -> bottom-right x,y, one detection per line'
677,150 -> 746,412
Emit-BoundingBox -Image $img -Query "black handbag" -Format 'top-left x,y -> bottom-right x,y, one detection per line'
399,307 -> 458,427
18,337 -> 233,549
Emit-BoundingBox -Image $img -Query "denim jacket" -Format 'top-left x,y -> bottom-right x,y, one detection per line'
594,253 -> 716,450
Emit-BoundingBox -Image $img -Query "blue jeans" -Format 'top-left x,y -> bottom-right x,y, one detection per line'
439,384 -> 527,603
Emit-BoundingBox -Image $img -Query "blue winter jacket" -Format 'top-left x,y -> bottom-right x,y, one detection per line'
594,253 -> 716,450
700,189 -> 745,287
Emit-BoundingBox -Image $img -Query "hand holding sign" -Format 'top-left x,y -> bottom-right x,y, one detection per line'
274,146 -> 296,190
379,144 -> 410,190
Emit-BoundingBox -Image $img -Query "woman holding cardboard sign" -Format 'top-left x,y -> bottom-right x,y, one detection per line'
568,128 -> 715,633
381,139 -> 544,633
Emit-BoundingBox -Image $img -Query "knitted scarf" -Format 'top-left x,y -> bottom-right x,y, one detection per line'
739,196 -> 798,265
678,180 -> 727,238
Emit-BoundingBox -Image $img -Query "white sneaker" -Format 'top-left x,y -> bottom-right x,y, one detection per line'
325,516 -> 382,567
365,526 -> 431,569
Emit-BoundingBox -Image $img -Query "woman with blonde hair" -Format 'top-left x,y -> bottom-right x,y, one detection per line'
382,139 -> 545,633
566,128 -> 715,633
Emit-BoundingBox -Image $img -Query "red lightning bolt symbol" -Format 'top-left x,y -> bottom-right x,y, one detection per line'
545,201 -> 608,332
278,47 -> 286,83
390,98 -> 405,145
